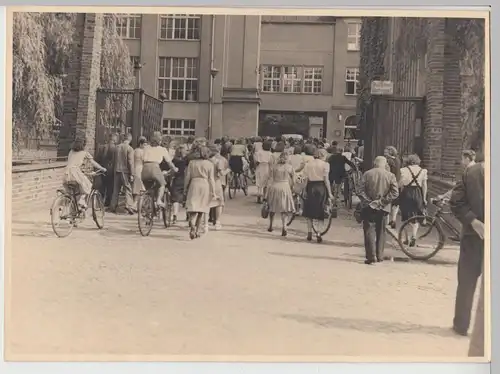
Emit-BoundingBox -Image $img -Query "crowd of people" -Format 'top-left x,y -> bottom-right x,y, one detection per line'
60,129 -> 485,349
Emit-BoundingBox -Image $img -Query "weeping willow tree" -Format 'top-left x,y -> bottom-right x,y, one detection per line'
12,12 -> 134,157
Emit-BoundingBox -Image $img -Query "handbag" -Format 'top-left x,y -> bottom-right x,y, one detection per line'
261,200 -> 270,219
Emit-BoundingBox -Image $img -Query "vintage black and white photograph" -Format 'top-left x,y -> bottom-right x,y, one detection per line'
6,9 -> 488,360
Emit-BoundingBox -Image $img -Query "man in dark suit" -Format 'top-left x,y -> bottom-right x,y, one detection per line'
450,160 -> 485,337
95,133 -> 118,207
110,133 -> 135,214
358,156 -> 399,264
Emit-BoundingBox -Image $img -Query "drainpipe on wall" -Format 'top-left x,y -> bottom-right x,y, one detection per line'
208,15 -> 216,140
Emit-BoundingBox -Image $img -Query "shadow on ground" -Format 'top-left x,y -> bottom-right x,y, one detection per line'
280,314 -> 460,338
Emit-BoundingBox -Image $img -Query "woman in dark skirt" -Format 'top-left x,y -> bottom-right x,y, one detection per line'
398,153 -> 428,247
301,144 -> 333,243
169,145 -> 188,224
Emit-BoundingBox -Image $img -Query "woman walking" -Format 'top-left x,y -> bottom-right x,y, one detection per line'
132,136 -> 147,209
398,154 -> 428,247
169,145 -> 188,224
301,144 -> 333,243
264,152 -> 295,236
254,140 -> 273,203
184,145 -> 216,239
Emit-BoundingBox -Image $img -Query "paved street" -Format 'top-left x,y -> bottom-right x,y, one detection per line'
7,187 -> 472,359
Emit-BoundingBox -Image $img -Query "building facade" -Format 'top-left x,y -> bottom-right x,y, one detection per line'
118,14 -> 361,143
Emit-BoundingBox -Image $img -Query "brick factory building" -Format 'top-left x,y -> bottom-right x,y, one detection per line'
120,14 -> 361,143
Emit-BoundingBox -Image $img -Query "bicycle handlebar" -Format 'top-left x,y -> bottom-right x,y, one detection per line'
86,169 -> 106,177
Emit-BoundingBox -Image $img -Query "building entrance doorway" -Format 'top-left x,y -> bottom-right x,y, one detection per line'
258,110 -> 327,139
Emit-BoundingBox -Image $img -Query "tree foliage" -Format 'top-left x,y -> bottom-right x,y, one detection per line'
12,12 -> 134,154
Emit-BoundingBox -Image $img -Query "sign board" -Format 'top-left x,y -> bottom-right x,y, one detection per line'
309,116 -> 324,125
371,80 -> 394,95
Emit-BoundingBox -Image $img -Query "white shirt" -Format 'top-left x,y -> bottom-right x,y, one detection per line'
303,159 -> 330,182
342,152 -> 353,172
143,145 -> 172,164
400,165 -> 428,187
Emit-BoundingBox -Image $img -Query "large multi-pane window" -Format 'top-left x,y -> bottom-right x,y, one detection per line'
159,14 -> 201,40
116,14 -> 142,39
162,119 -> 196,136
303,67 -> 323,93
158,57 -> 198,101
261,65 -> 323,94
346,21 -> 362,51
345,67 -> 360,95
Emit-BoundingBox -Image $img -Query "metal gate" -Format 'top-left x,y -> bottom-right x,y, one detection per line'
142,93 -> 164,140
361,95 -> 425,169
95,88 -> 164,149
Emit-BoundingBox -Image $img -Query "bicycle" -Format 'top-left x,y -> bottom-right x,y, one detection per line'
137,170 -> 174,236
396,197 -> 461,261
341,168 -> 362,210
311,198 -> 337,242
286,192 -> 304,226
50,170 -> 106,238
227,170 -> 249,199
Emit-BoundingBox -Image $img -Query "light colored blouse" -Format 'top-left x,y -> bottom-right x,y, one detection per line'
399,165 -> 428,187
303,159 -> 330,182
67,150 -> 92,169
255,149 -> 272,164
230,144 -> 247,157
143,145 -> 172,164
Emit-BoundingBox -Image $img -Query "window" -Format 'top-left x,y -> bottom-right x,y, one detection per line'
282,66 -> 301,93
262,66 -> 282,92
116,14 -> 142,39
159,14 -> 201,40
158,57 -> 198,101
344,115 -> 358,141
347,21 -> 361,51
162,119 -> 196,136
345,67 -> 360,95
261,65 -> 323,94
303,67 -> 323,93
130,56 -> 140,68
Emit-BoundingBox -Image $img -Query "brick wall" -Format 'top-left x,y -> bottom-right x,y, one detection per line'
59,13 -> 103,157
11,163 -> 66,218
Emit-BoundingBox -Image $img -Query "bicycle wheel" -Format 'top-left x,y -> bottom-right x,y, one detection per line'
162,192 -> 173,228
137,192 -> 155,236
50,194 -> 77,238
312,215 -> 333,237
91,191 -> 105,229
397,215 -> 445,260
241,174 -> 248,196
228,174 -> 237,199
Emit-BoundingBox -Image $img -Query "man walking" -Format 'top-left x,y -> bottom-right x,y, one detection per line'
358,156 -> 399,264
450,159 -> 485,337
110,133 -> 136,214
95,133 -> 117,207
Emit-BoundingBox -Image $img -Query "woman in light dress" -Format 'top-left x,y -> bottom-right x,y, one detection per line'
398,154 -> 428,247
184,145 -> 217,239
254,140 -> 273,203
301,144 -> 333,243
63,137 -> 107,209
132,136 -> 147,209
264,152 -> 295,236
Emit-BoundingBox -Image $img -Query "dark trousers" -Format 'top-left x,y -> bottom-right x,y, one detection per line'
454,235 -> 484,333
362,208 -> 387,261
208,207 -> 216,223
110,172 -> 134,212
99,172 -> 114,207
